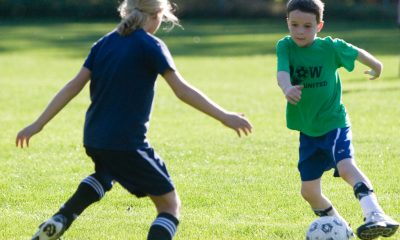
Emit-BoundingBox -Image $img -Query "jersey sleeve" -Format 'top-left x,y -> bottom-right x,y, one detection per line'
146,38 -> 176,75
276,38 -> 290,73
333,38 -> 359,72
83,37 -> 104,71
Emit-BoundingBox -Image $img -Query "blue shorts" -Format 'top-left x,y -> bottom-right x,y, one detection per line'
85,147 -> 175,198
298,127 -> 354,181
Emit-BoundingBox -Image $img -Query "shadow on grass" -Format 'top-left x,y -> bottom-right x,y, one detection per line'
343,75 -> 400,83
0,19 -> 399,57
343,86 -> 400,95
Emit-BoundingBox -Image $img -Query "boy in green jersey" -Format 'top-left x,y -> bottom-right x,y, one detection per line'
276,0 -> 399,239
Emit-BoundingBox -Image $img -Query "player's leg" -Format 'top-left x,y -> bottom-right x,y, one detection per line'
337,158 -> 382,216
103,147 -> 179,239
56,172 -> 113,226
31,149 -> 113,240
337,158 -> 399,239
147,190 -> 181,240
301,179 -> 342,218
298,131 -> 351,231
333,127 -> 399,239
31,173 -> 113,240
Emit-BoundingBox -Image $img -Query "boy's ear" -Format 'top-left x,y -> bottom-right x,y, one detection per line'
317,21 -> 324,32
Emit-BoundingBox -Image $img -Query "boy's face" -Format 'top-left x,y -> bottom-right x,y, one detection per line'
287,10 -> 324,47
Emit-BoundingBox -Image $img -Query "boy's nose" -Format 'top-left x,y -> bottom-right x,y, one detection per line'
298,27 -> 306,34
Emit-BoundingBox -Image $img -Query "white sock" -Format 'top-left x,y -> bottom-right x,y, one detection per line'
359,194 -> 384,218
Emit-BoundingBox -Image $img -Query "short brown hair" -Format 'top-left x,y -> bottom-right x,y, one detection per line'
287,0 -> 324,23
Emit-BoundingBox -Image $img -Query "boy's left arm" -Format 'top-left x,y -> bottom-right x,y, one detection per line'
356,47 -> 383,80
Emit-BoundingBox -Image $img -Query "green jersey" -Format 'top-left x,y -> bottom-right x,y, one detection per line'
276,36 -> 359,137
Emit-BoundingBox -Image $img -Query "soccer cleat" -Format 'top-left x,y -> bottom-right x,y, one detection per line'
31,214 -> 67,240
357,212 -> 399,240
380,214 -> 399,238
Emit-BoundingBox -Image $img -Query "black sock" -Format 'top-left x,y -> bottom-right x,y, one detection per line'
55,174 -> 109,229
313,206 -> 333,217
147,213 -> 179,240
353,182 -> 373,200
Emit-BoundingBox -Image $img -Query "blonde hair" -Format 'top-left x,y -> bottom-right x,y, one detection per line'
117,0 -> 180,36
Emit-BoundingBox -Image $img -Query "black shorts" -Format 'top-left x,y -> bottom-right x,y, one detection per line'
85,146 -> 175,198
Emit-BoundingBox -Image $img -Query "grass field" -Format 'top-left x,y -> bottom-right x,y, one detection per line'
0,19 -> 399,239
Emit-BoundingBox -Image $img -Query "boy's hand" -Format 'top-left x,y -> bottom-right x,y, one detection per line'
364,69 -> 380,80
356,47 -> 382,80
16,123 -> 42,148
221,112 -> 253,137
284,85 -> 303,105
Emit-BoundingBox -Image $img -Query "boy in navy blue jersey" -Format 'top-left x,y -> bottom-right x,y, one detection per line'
16,1 -> 252,239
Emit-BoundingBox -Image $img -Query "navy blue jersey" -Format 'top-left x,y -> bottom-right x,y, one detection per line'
83,29 -> 176,151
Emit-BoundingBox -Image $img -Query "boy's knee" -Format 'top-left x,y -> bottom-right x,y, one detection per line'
336,158 -> 355,178
338,168 -> 349,179
301,186 -> 321,202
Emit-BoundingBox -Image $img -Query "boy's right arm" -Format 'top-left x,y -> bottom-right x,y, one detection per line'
16,67 -> 91,148
162,69 -> 252,137
277,71 -> 303,105
356,47 -> 383,80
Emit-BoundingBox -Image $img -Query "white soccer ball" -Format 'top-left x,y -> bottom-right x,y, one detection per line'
306,216 -> 354,240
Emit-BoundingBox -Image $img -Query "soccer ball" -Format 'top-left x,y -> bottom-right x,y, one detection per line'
306,216 -> 354,240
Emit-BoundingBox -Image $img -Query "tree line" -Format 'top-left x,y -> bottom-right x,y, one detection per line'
0,0 -> 397,21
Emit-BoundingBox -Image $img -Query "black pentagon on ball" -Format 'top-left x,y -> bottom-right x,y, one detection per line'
333,219 -> 344,226
309,222 -> 319,232
321,223 -> 333,233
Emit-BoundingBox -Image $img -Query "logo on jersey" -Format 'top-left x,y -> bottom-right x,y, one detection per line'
290,65 -> 326,88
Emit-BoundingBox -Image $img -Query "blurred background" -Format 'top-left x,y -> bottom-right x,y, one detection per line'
0,1 -> 399,239
0,0 -> 398,24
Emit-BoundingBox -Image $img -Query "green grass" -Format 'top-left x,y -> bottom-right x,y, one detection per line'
0,19 -> 399,239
